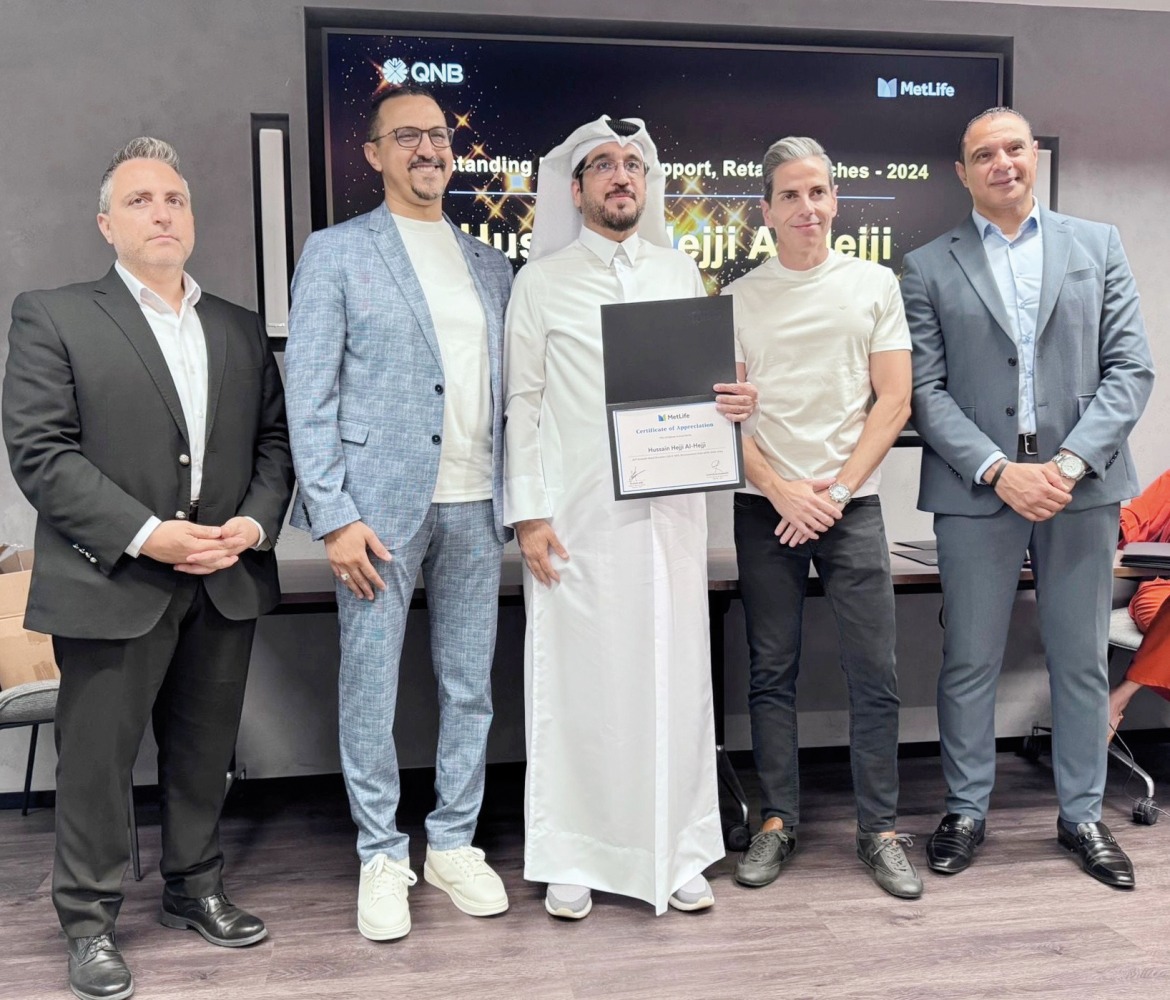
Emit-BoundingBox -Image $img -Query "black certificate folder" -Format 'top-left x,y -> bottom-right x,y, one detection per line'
601,296 -> 745,501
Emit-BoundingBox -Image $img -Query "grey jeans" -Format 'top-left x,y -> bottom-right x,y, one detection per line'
734,492 -> 901,834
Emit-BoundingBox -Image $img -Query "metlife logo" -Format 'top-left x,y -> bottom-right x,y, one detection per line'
876,76 -> 956,99
381,57 -> 465,85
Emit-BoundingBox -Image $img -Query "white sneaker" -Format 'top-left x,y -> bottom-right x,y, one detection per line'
545,883 -> 592,920
423,845 -> 509,916
357,854 -> 416,940
668,873 -> 715,912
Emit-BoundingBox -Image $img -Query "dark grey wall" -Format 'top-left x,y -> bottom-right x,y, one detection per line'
2,0 -> 1167,790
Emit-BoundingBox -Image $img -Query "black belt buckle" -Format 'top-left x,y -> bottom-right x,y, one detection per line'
1019,433 -> 1038,456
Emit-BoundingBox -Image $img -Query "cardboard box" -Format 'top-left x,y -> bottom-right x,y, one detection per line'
0,545 -> 59,689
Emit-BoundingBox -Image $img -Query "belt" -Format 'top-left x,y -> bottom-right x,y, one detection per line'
1018,433 -> 1038,456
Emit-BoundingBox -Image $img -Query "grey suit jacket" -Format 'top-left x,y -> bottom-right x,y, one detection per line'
284,203 -> 513,547
902,207 -> 1154,515
2,267 -> 294,639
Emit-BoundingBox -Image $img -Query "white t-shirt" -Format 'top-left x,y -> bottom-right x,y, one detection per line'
722,250 -> 910,497
396,214 -> 493,503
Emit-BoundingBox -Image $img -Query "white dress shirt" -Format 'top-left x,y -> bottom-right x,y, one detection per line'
115,263 -> 264,555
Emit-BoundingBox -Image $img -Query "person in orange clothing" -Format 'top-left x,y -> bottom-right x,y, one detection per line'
1109,468 -> 1170,737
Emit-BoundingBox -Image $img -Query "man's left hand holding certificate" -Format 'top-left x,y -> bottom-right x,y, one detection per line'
601,295 -> 756,500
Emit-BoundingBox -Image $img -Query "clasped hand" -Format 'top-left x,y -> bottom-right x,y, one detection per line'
770,478 -> 843,547
992,461 -> 1073,522
141,516 -> 260,575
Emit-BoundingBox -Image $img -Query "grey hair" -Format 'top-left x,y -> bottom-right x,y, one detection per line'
958,107 -> 1034,162
762,137 -> 835,202
98,137 -> 189,214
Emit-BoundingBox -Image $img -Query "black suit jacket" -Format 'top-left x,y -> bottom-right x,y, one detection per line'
3,266 -> 294,639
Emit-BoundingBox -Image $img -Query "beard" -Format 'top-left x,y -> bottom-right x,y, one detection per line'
582,188 -> 643,234
408,155 -> 446,201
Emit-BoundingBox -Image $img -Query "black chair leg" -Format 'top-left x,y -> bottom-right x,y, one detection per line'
22,723 -> 39,816
128,782 -> 142,881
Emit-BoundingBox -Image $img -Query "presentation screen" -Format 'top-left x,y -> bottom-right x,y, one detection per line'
313,26 -> 1002,288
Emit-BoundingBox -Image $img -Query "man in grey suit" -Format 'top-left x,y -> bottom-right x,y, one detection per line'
285,85 -> 512,940
3,137 -> 293,1000
902,107 -> 1154,888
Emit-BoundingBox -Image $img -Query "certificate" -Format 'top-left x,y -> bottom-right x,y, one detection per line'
601,296 -> 745,501
609,397 -> 742,498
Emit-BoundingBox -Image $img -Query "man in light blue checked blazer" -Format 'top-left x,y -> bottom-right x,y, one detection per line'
285,85 -> 513,940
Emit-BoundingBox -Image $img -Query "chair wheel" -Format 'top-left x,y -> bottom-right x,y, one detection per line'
1019,734 -> 1044,762
725,823 -> 751,852
1133,797 -> 1159,825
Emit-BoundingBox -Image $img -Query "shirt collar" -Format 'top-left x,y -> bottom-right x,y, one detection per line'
971,199 -> 1041,243
578,225 -> 641,266
114,260 -> 201,315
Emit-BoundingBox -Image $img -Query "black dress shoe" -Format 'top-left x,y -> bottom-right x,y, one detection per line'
1057,821 -> 1136,889
925,813 -> 985,874
67,933 -> 133,1000
159,889 -> 268,947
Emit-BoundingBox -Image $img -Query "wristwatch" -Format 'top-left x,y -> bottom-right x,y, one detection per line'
827,483 -> 852,506
1052,451 -> 1088,482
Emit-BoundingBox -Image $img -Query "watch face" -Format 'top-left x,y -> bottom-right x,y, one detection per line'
1057,454 -> 1086,479
829,485 -> 850,503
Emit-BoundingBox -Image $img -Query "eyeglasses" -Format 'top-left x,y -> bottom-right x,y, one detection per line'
579,157 -> 646,177
369,126 -> 455,149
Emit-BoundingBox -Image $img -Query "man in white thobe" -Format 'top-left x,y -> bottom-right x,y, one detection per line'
503,116 -> 757,918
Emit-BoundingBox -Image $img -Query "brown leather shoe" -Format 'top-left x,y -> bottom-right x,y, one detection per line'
1057,821 -> 1136,889
67,933 -> 133,1000
159,889 -> 268,946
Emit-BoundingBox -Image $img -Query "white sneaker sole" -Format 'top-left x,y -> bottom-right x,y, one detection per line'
357,910 -> 411,941
667,892 -> 715,912
423,863 -> 509,917
544,895 -> 592,920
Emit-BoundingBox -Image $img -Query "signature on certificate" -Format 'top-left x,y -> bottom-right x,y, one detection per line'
628,466 -> 645,486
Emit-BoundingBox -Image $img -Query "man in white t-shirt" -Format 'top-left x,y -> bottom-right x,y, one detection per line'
722,136 -> 921,898
285,86 -> 513,940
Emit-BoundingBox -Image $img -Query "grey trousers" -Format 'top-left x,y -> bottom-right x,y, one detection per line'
934,496 -> 1118,823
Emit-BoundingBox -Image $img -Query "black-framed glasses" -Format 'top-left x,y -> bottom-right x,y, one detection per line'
579,157 -> 646,178
369,126 -> 455,149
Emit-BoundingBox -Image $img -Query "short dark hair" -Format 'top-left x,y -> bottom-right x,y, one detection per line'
367,85 -> 442,142
958,106 -> 1034,162
99,137 -> 188,214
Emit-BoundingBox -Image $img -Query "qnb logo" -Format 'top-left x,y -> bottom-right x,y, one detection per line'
381,58 -> 465,86
876,76 -> 956,99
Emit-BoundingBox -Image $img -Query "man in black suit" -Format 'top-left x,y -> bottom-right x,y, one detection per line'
3,137 -> 293,1000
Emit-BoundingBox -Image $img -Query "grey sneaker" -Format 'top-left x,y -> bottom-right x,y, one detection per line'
668,873 -> 714,911
734,828 -> 797,887
545,883 -> 592,919
857,833 -> 924,899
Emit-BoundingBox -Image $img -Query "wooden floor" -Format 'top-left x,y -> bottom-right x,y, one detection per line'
4,747 -> 1170,1000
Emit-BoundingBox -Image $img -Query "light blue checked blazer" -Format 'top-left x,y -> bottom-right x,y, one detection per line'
285,203 -> 513,547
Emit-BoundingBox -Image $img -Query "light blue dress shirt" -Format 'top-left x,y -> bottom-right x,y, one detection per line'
971,200 -> 1043,484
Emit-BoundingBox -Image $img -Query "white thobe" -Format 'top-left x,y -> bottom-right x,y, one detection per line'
504,227 -> 724,914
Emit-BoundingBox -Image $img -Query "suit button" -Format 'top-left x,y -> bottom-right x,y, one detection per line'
176,511 -> 187,520
1006,407 -> 1016,417
434,384 -> 444,394
431,434 -> 441,444
179,454 -> 191,466
1008,357 -> 1017,367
